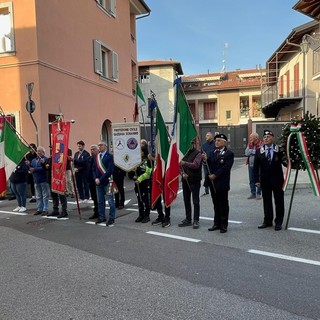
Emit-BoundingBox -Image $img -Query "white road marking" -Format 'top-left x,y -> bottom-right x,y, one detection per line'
288,227 -> 320,235
200,216 -> 242,224
0,210 -> 28,216
146,231 -> 201,243
125,208 -> 157,213
248,249 -> 320,266
86,221 -> 105,226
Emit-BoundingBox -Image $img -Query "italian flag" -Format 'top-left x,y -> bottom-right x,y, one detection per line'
151,108 -> 170,208
0,120 -> 29,194
164,80 -> 197,207
133,81 -> 146,122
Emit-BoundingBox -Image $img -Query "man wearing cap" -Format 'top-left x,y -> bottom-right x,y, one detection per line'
203,133 -> 234,233
254,130 -> 285,231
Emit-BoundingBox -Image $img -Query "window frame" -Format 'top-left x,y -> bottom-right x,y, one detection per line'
96,0 -> 116,17
93,39 -> 118,82
0,2 -> 15,55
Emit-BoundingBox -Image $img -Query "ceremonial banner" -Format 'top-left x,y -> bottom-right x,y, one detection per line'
51,120 -> 71,194
112,123 -> 141,172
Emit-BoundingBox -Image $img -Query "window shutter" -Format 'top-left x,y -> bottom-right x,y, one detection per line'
93,40 -> 102,75
112,51 -> 118,81
109,0 -> 116,16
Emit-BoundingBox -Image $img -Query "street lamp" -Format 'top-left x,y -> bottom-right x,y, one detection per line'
300,36 -> 309,117
26,82 -> 39,146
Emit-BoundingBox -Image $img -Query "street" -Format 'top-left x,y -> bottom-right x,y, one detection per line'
0,158 -> 319,320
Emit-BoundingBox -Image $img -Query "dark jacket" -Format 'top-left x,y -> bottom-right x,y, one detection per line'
9,160 -> 28,184
253,144 -> 284,189
181,148 -> 202,184
206,147 -> 234,191
92,152 -> 114,186
74,150 -> 90,174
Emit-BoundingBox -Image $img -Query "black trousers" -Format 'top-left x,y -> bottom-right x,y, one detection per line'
51,191 -> 67,214
182,180 -> 200,222
261,183 -> 284,226
113,176 -> 125,208
135,182 -> 150,218
154,195 -> 171,221
209,186 -> 229,229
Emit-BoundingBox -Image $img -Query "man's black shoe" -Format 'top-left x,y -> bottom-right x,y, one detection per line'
47,211 -> 59,217
208,225 -> 220,231
178,219 -> 192,227
220,228 -> 227,233
258,223 -> 272,229
193,221 -> 200,229
89,214 -> 99,220
34,211 -> 42,216
95,219 -> 106,224
275,225 -> 282,231
141,216 -> 150,223
57,213 -> 68,219
106,219 -> 115,227
152,218 -> 163,226
135,216 -> 143,223
118,205 -> 124,210
29,198 -> 36,203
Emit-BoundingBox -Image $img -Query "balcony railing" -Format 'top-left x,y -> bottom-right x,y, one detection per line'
261,79 -> 303,108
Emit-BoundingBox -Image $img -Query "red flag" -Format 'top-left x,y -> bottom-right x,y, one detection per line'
151,109 -> 170,208
51,120 -> 71,194
164,136 -> 180,207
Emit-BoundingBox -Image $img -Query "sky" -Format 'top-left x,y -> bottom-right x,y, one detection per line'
136,0 -> 312,76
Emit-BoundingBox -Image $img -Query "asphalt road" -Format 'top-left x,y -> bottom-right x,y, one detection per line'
0,158 -> 319,320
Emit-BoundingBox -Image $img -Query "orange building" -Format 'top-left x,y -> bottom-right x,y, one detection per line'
0,0 -> 150,150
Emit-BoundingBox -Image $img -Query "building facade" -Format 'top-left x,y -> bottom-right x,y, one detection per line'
262,20 -> 320,120
0,0 -> 150,149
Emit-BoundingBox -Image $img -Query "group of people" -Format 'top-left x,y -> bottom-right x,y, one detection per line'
6,128 -> 285,232
7,140 -> 126,226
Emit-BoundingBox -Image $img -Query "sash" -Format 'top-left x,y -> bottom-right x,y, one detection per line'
96,154 -> 107,175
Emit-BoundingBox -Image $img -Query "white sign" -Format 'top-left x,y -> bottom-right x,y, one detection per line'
112,123 -> 141,172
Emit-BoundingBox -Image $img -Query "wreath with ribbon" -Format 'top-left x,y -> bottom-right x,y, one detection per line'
280,112 -> 320,196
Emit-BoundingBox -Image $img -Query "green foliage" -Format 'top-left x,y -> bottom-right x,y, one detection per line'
279,112 -> 320,170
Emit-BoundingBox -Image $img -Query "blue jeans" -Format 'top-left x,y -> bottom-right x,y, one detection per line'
96,184 -> 116,221
248,165 -> 261,196
11,182 -> 27,207
35,182 -> 50,212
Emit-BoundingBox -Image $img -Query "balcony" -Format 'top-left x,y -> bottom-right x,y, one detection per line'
261,80 -> 303,118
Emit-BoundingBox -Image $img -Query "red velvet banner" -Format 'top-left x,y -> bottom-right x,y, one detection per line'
51,121 -> 70,194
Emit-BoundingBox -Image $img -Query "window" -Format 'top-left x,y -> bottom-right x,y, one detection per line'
188,103 -> 196,119
0,2 -> 15,54
96,0 -> 116,17
139,67 -> 150,83
203,102 -> 215,120
93,39 -> 118,81
226,110 -> 231,120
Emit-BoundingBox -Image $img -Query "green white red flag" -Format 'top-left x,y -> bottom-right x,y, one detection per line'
0,120 -> 29,194
133,81 -> 146,122
164,79 -> 197,207
151,108 -> 170,208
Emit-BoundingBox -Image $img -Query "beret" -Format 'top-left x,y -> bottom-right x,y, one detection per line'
214,133 -> 228,141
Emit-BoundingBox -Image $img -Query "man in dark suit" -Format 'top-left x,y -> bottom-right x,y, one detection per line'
203,133 -> 234,233
92,141 -> 115,226
254,129 -> 285,231
73,140 -> 90,202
